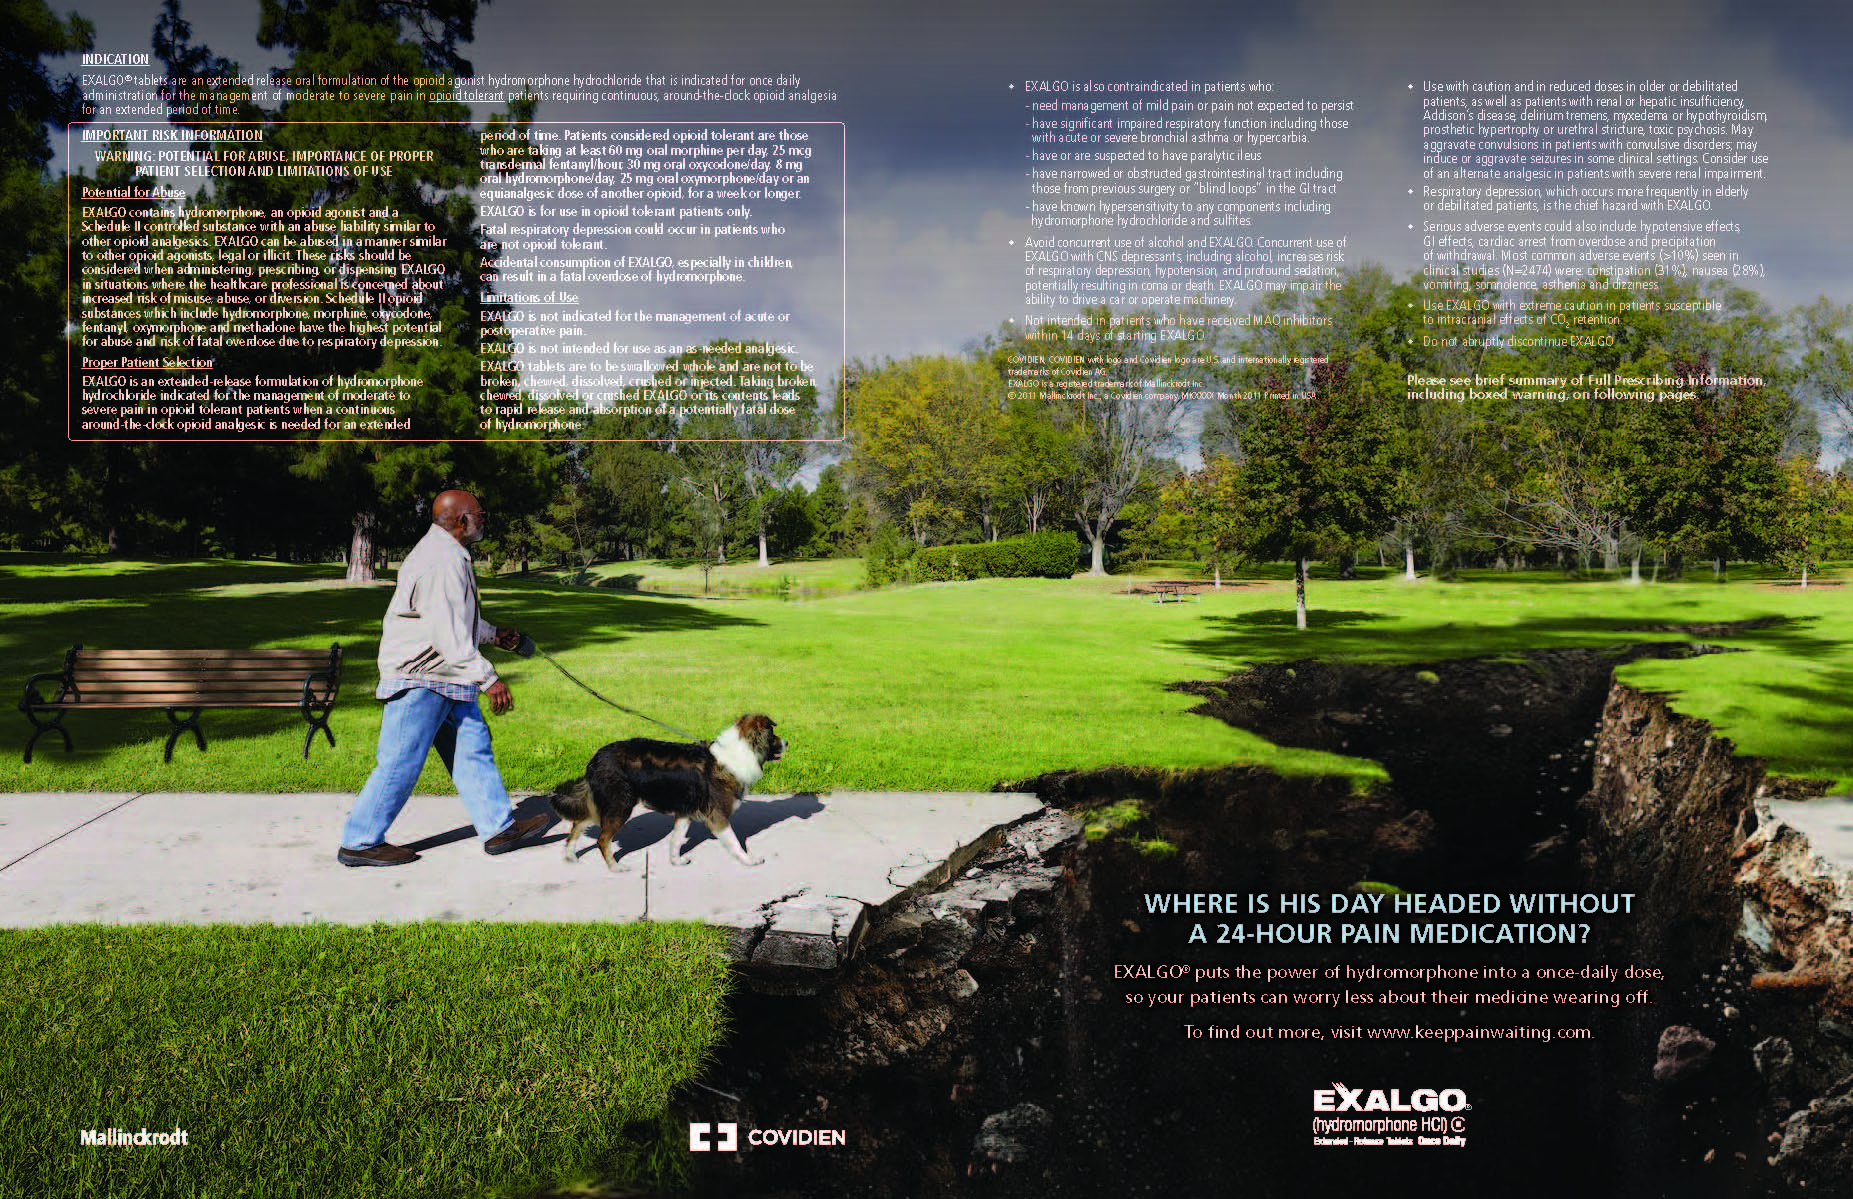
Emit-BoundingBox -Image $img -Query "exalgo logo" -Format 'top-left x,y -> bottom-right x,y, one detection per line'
689,1123 -> 738,1151
1313,1083 -> 1468,1112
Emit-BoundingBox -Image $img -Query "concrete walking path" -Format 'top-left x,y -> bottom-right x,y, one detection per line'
0,789 -> 1049,979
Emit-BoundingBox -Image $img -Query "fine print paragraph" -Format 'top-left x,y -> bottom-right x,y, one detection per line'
1021,75 -> 1353,320
476,120 -> 840,430
69,67 -> 841,442
1415,75 -> 1771,354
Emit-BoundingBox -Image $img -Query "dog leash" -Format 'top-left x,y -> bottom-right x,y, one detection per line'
519,635 -> 699,741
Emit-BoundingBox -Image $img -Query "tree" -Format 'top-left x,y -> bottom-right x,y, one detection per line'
995,396 -> 1077,536
1485,391 -> 1634,576
1607,353 -> 1788,579
0,0 -> 95,547
763,482 -> 818,558
1479,274 -> 1680,576
1796,297 -> 1853,453
1152,457 -> 1246,586
803,463 -> 868,556
1385,267 -> 1504,577
845,354 -> 1004,546
1208,265 -> 1493,578
1236,361 -> 1404,629
152,0 -> 548,580
1000,304 -> 1214,574
641,340 -> 816,564
583,403 -> 676,562
1772,457 -> 1852,589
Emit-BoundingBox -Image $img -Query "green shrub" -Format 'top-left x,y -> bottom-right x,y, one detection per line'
914,531 -> 1080,582
863,523 -> 918,587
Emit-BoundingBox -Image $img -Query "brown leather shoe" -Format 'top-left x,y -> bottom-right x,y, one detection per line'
485,813 -> 549,856
338,842 -> 419,867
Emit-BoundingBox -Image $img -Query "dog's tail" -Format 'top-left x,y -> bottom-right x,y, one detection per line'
549,778 -> 593,823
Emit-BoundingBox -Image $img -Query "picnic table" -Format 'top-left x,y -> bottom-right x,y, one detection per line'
1145,580 -> 1204,603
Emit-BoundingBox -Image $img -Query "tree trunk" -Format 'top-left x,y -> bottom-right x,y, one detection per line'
1404,543 -> 1416,580
1089,531 -> 1106,575
758,530 -> 769,567
1295,556 -> 1309,630
345,511 -> 377,584
1801,566 -> 1809,589
1629,550 -> 1641,584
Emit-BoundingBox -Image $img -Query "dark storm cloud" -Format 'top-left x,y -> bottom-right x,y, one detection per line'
467,0 -> 1300,167
57,0 -> 1853,407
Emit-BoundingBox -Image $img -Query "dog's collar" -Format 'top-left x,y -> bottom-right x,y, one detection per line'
710,726 -> 765,788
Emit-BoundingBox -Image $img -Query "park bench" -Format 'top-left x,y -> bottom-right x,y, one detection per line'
20,645 -> 342,764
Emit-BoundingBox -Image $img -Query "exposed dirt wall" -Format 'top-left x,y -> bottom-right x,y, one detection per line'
657,651 -> 1853,1199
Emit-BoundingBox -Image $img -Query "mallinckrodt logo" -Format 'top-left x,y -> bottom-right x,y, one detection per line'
1313,1084 -> 1468,1111
79,1127 -> 189,1147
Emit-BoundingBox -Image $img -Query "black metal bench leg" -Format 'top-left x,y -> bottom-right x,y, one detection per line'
23,718 -> 72,764
301,716 -> 335,758
164,708 -> 206,763
300,680 -> 336,759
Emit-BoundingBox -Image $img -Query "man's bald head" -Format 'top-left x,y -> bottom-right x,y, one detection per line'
433,490 -> 487,545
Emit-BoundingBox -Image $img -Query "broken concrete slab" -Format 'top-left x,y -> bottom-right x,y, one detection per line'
1762,796 -> 1853,873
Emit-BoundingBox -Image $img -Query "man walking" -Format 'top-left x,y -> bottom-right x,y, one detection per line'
337,490 -> 549,866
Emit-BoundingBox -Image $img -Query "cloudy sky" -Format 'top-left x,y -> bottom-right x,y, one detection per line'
65,0 -> 1853,444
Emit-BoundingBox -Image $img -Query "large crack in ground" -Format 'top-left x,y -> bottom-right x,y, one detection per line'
551,638 -> 1853,1198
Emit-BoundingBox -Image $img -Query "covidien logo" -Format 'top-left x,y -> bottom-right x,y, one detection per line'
689,1122 -> 738,1151
688,1121 -> 847,1149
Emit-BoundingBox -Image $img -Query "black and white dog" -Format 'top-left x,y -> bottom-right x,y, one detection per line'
550,714 -> 785,870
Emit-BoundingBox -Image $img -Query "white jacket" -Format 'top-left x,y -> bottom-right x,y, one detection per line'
375,523 -> 498,691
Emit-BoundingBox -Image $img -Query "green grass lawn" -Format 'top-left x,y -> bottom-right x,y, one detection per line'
3,922 -> 726,1193
6,553 -> 1850,793
1,554 -> 1373,795
541,555 -> 868,598
0,921 -> 729,1199
5,551 -> 1852,1198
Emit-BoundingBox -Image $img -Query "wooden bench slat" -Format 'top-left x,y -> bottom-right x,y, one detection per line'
43,687 -> 313,701
72,661 -> 333,671
71,669 -> 332,684
73,666 -> 332,674
25,699 -> 308,709
60,674 -> 322,685
72,652 -> 335,659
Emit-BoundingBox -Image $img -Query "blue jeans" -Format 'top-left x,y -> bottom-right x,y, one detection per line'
340,686 -> 514,849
